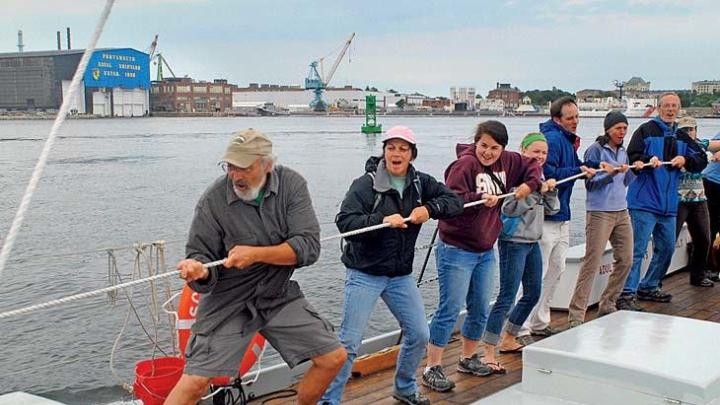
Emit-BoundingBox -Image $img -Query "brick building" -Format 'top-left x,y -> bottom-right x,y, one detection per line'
150,78 -> 237,112
487,82 -> 521,110
422,98 -> 452,110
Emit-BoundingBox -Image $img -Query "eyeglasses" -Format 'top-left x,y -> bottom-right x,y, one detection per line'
220,162 -> 250,173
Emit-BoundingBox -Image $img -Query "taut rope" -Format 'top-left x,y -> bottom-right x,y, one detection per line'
0,162 -> 672,320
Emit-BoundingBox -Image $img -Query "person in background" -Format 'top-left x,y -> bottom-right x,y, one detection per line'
567,112 -> 637,321
619,93 -> 708,308
703,131 -> 720,280
479,132 -> 559,372
423,120 -> 542,391
167,129 -> 346,405
524,97 -> 598,337
322,126 -> 463,405
676,116 -> 720,287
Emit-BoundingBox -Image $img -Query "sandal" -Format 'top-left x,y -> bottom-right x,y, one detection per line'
484,361 -> 507,375
498,343 -> 524,354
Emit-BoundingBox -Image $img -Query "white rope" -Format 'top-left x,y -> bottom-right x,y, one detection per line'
0,259 -> 224,320
0,162 -> 675,320
0,0 -> 117,278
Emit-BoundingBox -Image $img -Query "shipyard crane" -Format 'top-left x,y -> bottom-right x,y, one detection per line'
146,34 -> 158,59
155,52 -> 177,81
146,34 -> 177,81
304,32 -> 355,111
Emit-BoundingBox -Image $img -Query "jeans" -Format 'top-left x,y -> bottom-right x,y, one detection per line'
623,209 -> 677,295
482,240 -> 542,345
428,239 -> 496,347
525,221 -> 569,332
320,269 -> 429,404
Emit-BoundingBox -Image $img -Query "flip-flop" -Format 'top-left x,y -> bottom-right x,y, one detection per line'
485,361 -> 507,374
499,344 -> 524,354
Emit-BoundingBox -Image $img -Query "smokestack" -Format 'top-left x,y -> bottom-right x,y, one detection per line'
66,27 -> 71,50
57,31 -> 62,50
17,30 -> 24,52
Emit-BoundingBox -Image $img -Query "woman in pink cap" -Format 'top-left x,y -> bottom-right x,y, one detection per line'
320,125 -> 463,405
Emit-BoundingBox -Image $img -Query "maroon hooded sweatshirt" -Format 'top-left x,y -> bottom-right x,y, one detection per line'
439,143 -> 542,253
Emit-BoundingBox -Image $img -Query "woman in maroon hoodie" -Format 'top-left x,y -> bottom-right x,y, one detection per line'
422,120 -> 542,391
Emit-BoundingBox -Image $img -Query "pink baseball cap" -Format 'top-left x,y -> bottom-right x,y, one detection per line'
382,125 -> 417,144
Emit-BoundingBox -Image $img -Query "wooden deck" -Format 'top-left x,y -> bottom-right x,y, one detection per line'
259,269 -> 720,404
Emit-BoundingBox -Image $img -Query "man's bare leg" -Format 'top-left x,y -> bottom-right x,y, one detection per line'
296,347 -> 347,405
163,374 -> 211,405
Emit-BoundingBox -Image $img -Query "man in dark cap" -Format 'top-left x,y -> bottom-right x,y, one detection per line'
166,129 -> 346,405
567,112 -> 638,324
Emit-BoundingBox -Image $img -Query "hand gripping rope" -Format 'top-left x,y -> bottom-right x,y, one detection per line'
0,161 -> 672,320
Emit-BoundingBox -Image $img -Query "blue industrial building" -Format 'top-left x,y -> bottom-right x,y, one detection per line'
0,48 -> 150,117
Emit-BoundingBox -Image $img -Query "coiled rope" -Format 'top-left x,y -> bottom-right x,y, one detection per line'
0,0 -> 117,278
0,161 -> 672,320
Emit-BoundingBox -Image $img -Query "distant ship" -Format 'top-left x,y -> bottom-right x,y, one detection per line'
623,97 -> 657,118
578,97 -> 656,118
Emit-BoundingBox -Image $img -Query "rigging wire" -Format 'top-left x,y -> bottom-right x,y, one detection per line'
0,0 -> 117,278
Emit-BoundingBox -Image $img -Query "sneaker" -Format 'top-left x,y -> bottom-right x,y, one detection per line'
567,320 -> 584,328
637,289 -> 672,302
393,391 -> 430,405
457,353 -> 492,376
616,296 -> 646,312
515,334 -> 535,346
421,365 -> 455,392
530,326 -> 560,337
690,277 -> 714,287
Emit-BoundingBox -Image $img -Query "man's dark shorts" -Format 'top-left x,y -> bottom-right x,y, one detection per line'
184,297 -> 340,377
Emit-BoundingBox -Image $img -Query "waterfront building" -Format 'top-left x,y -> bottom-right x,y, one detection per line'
450,87 -> 476,110
625,76 -> 651,92
0,48 -> 150,117
476,97 -> 505,112
487,82 -> 521,110
150,78 -> 237,113
421,98 -> 453,111
692,80 -> 720,95
515,95 -> 538,114
576,89 -> 608,101
231,84 -> 414,112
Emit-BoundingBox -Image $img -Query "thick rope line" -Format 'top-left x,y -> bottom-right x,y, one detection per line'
0,162 -> 673,320
0,0 -> 117,278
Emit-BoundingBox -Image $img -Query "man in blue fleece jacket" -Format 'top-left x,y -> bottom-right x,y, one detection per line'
524,96 -> 598,337
619,93 -> 708,307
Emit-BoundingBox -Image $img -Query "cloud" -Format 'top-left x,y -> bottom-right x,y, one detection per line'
4,0 -> 206,15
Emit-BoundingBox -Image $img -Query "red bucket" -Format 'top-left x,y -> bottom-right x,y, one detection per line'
134,357 -> 185,405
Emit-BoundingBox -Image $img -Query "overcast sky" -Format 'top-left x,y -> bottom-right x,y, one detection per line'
2,0 -> 718,97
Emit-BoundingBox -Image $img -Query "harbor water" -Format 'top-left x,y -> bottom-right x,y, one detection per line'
1,116 -> 719,403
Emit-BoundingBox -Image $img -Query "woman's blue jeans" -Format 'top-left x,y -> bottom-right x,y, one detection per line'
482,240 -> 542,345
320,269 -> 429,404
429,239 -> 496,347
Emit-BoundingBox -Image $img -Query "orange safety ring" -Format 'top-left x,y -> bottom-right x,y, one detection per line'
176,284 -> 266,385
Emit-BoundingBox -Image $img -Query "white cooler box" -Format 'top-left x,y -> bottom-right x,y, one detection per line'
474,311 -> 720,404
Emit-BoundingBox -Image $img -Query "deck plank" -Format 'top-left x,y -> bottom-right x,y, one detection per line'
254,269 -> 720,404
